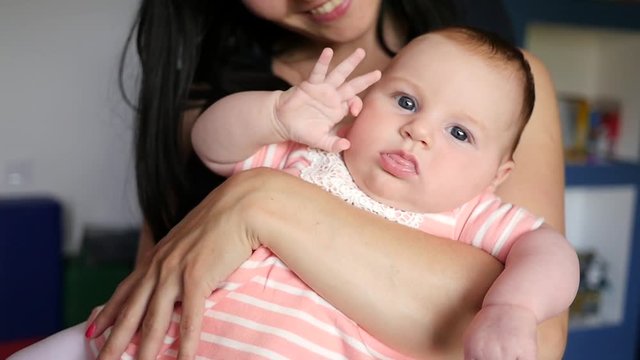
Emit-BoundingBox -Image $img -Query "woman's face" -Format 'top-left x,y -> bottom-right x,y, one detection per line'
242,0 -> 382,45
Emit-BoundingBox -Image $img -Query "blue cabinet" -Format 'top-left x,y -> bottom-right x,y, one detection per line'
504,0 -> 640,46
0,197 -> 63,341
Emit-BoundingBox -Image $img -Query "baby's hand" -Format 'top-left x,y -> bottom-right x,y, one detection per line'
273,47 -> 381,152
463,304 -> 538,360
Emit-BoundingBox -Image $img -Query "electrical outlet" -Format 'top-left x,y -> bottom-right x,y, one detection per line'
3,159 -> 34,188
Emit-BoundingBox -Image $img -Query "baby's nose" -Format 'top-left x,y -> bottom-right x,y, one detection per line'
401,119 -> 431,147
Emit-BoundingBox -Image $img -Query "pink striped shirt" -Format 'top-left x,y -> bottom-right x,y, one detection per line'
90,142 -> 543,359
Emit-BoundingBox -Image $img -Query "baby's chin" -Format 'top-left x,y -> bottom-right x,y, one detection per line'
364,184 -> 460,213
356,179 -> 427,213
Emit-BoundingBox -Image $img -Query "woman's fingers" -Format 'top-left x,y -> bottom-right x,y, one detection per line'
177,269 -> 210,360
97,274 -> 158,360
136,280 -> 181,360
89,181 -> 258,360
90,272 -> 140,337
86,305 -> 104,328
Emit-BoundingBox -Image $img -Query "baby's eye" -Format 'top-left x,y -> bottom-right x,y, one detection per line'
395,95 -> 417,112
449,126 -> 469,142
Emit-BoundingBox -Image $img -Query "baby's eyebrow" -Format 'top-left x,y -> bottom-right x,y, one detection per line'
382,75 -> 423,95
453,112 -> 485,132
382,74 -> 414,86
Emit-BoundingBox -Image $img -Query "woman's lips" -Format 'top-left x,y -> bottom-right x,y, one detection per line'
308,0 -> 351,22
379,152 -> 419,178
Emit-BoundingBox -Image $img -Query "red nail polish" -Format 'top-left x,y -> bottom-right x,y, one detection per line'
85,323 -> 96,338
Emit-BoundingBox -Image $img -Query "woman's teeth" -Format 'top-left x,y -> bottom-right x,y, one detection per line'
309,0 -> 344,15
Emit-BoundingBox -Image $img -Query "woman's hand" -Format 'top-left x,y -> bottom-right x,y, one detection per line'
88,171 -> 263,360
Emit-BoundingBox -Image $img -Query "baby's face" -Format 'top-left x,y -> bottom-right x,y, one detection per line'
343,34 -> 522,213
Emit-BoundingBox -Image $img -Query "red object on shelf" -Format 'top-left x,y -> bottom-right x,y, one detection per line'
603,110 -> 620,157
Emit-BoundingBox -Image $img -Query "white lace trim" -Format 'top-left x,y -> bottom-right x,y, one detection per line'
299,148 -> 425,229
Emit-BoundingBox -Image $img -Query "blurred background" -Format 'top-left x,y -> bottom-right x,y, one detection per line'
0,0 -> 638,358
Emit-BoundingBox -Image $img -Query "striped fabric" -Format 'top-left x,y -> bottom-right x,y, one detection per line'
90,142 -> 542,359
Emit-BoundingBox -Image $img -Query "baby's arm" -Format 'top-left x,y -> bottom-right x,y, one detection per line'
192,48 -> 380,176
464,226 -> 580,359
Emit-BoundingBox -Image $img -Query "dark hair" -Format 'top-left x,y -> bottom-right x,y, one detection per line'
434,26 -> 535,154
121,0 -> 462,241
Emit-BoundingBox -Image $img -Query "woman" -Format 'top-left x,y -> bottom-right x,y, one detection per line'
11,1 -> 568,359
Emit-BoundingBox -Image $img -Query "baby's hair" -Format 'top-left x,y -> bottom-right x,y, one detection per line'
432,26 -> 536,155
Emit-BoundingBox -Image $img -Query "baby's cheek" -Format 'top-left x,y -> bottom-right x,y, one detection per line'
337,123 -> 353,138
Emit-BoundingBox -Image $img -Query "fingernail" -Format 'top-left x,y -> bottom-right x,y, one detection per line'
85,323 -> 96,338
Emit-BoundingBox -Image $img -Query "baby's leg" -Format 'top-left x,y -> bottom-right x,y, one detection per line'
8,322 -> 92,360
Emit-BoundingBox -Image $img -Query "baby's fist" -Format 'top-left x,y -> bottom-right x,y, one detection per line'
463,304 -> 538,360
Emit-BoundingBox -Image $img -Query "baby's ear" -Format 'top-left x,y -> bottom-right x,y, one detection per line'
491,159 -> 515,189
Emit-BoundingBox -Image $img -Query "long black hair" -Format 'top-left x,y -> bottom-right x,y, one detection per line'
121,0 -> 462,241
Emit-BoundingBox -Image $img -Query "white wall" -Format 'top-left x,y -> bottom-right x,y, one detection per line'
0,0 -> 141,254
526,23 -> 640,161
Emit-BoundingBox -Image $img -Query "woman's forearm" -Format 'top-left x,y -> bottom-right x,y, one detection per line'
238,168 -> 502,357
495,52 -> 569,359
496,51 -> 566,234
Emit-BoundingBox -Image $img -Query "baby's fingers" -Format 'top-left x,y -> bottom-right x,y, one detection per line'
308,48 -> 334,84
317,135 -> 350,153
325,48 -> 366,88
339,70 -> 381,100
348,96 -> 363,117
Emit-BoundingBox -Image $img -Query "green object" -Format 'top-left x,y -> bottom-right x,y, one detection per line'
63,257 -> 132,327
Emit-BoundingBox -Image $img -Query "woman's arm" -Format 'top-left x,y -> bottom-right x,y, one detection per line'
496,51 -> 565,233
495,51 -> 569,359
244,168 -> 503,357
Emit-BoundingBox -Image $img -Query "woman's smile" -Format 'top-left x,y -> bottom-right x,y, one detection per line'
308,0 -> 351,22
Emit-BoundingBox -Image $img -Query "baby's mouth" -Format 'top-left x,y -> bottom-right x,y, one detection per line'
380,151 -> 420,178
